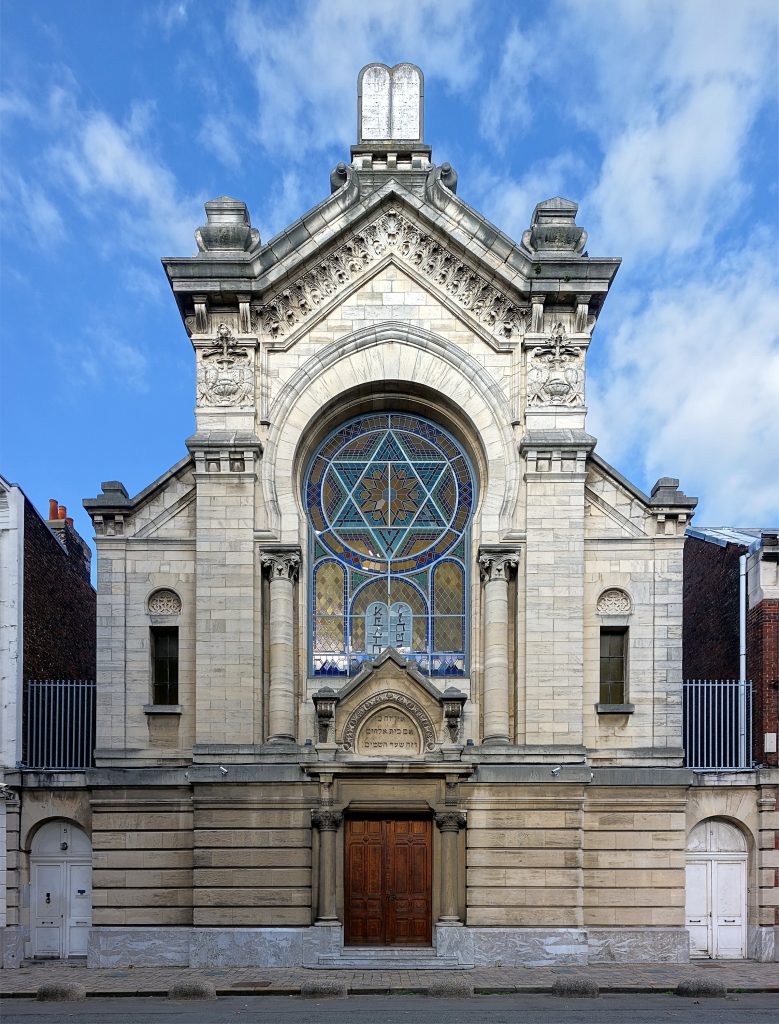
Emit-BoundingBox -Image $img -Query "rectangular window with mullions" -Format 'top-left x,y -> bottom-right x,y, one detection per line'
600,627 -> 627,704
151,626 -> 179,705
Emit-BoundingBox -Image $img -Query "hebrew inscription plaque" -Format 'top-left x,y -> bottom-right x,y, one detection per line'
359,63 -> 422,142
356,708 -> 422,756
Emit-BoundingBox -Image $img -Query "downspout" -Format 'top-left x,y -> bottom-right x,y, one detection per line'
738,553 -> 747,767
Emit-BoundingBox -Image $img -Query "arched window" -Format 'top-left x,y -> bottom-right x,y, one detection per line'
306,412 -> 475,676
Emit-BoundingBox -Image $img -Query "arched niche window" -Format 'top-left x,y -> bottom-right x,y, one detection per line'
305,412 -> 476,677
596,587 -> 633,712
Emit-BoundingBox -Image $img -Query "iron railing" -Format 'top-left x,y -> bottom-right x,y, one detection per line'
23,679 -> 96,769
683,678 -> 752,770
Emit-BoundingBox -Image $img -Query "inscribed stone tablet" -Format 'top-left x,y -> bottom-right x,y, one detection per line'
361,65 -> 391,140
356,707 -> 422,756
390,64 -> 421,140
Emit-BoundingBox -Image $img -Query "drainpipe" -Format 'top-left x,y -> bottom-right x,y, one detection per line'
738,554 -> 747,768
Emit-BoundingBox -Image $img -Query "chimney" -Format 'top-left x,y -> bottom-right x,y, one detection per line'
58,505 -> 67,520
48,498 -> 58,520
66,517 -> 74,527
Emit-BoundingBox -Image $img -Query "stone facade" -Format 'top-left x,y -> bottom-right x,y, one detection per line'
2,65 -> 777,967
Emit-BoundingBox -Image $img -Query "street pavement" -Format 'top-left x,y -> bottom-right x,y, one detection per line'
1,959 -> 778,998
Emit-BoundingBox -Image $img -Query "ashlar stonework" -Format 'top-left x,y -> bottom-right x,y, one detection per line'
2,63 -> 776,971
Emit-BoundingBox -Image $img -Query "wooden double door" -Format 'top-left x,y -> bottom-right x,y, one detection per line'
345,816 -> 432,946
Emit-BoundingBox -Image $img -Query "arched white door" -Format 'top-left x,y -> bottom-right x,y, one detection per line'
685,819 -> 747,959
30,821 -> 92,959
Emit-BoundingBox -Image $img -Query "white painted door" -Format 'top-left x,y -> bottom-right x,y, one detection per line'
66,862 -> 92,956
685,860 -> 711,957
713,860 -> 746,959
32,863 -> 64,958
686,819 -> 747,960
30,821 -> 92,959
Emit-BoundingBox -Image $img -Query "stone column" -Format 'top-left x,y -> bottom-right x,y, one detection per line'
478,549 -> 519,744
262,549 -> 301,742
435,811 -> 466,923
312,809 -> 343,922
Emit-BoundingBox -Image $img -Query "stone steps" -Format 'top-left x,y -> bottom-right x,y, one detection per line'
314,945 -> 460,969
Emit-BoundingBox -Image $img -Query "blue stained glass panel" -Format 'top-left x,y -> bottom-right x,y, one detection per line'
306,412 -> 475,676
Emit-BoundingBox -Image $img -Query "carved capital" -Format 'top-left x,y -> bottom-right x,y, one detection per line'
435,811 -> 466,833
262,549 -> 301,582
478,550 -> 519,583
311,809 -> 343,832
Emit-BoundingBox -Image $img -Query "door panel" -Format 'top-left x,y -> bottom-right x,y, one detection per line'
345,817 -> 432,946
66,863 -> 92,956
685,860 -> 711,957
32,864 -> 64,958
713,860 -> 746,959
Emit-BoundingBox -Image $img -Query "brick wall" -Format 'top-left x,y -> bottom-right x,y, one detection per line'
683,537 -> 741,680
23,499 -> 96,681
748,599 -> 779,767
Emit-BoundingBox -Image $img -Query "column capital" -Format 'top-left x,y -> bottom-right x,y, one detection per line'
311,809 -> 343,832
478,547 -> 519,583
261,546 -> 301,581
435,810 -> 466,833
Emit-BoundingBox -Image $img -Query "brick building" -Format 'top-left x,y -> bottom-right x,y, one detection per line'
684,527 -> 779,767
0,477 -> 96,964
2,65 -> 777,969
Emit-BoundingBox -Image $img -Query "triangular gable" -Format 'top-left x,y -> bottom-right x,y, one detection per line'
252,190 -> 530,351
119,458 -> 195,540
585,454 -> 650,539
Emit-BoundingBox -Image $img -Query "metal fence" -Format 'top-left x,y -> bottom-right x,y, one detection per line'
23,679 -> 96,769
683,678 -> 752,770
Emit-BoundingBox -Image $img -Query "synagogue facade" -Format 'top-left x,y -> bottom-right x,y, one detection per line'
2,65 -> 777,968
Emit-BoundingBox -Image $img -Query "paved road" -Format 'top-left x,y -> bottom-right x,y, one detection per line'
3,994 -> 779,1024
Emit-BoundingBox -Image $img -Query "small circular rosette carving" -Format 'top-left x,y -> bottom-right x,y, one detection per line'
147,588 -> 182,615
597,588 -> 632,614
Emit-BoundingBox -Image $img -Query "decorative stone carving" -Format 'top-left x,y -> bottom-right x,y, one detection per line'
597,588 -> 632,615
522,197 -> 587,255
341,689 -> 436,752
527,322 -> 584,406
197,324 -> 253,407
194,196 -> 260,254
311,809 -> 343,832
312,686 -> 337,743
147,588 -> 182,615
261,550 -> 301,581
442,687 -> 466,743
359,63 -> 422,142
434,811 -> 466,833
478,551 -> 519,583
252,207 -> 528,344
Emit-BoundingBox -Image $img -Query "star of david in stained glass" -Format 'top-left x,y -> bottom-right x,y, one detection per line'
306,412 -> 475,677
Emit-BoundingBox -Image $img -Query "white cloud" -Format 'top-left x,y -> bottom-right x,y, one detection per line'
0,169 -> 64,244
588,243 -> 779,524
479,24 -> 536,148
148,1 -> 190,34
227,0 -> 481,155
470,153 -> 582,241
56,323 -> 150,395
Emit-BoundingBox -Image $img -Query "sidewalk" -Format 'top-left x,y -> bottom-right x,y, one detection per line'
2,961 -> 778,998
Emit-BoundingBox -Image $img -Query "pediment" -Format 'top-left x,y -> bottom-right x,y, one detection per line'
251,198 -> 530,352
313,649 -> 467,755
585,454 -> 649,539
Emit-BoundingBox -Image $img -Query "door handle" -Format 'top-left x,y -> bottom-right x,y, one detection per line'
77,889 -> 86,895
723,919 -> 736,923
45,893 -> 51,904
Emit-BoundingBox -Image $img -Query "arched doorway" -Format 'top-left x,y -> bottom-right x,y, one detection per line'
30,820 -> 92,959
685,819 -> 747,959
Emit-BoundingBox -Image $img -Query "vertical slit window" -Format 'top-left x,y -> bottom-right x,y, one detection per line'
599,627 -> 627,704
151,626 -> 179,705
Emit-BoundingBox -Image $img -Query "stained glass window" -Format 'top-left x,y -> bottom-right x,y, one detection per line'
306,412 -> 475,677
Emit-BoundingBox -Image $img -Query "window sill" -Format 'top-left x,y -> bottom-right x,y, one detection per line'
596,702 -> 635,715
143,704 -> 182,715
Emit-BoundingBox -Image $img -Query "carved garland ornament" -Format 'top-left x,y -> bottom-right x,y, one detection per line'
147,589 -> 182,615
527,322 -> 585,406
597,588 -> 632,614
252,208 -> 529,344
341,689 -> 437,752
196,323 -> 253,408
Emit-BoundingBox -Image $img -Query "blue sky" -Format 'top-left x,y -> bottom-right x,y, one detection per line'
1,0 -> 778,559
